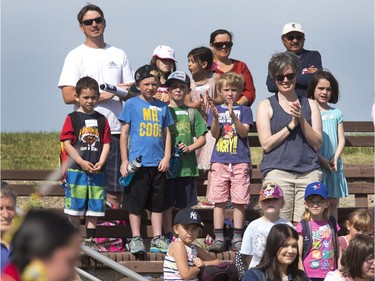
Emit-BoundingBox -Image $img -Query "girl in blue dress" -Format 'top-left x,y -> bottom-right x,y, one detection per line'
307,71 -> 348,220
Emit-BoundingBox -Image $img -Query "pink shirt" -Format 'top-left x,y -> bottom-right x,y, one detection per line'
297,220 -> 340,279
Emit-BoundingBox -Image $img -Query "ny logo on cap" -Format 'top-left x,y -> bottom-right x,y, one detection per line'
292,23 -> 295,28
190,211 -> 198,221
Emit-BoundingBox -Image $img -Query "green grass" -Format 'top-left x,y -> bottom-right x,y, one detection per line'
0,132 -> 373,170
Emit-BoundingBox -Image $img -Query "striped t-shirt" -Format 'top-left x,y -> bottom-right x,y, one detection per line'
163,238 -> 198,281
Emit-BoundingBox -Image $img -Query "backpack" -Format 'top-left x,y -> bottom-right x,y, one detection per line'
197,262 -> 239,281
60,111 -> 106,183
187,107 -> 196,138
301,216 -> 339,268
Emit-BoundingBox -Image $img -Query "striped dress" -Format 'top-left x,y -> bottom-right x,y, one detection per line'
163,238 -> 198,281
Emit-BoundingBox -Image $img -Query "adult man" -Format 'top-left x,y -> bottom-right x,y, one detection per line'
266,22 -> 323,97
58,4 -> 134,208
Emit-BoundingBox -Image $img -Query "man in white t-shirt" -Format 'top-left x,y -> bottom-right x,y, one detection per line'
58,4 -> 135,208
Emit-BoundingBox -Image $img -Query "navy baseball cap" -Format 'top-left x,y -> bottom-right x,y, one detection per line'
134,64 -> 160,83
174,208 -> 203,226
165,71 -> 191,87
305,182 -> 329,200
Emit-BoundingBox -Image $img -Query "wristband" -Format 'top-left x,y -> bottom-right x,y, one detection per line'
286,124 -> 293,133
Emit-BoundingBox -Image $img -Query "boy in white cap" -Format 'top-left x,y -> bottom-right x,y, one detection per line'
266,22 -> 323,97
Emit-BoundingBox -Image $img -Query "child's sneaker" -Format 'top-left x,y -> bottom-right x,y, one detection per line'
207,239 -> 225,253
150,235 -> 170,253
84,237 -> 99,251
201,197 -> 215,208
127,236 -> 146,254
231,238 -> 242,252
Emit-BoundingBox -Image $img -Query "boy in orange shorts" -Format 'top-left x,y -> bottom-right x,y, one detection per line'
207,72 -> 253,252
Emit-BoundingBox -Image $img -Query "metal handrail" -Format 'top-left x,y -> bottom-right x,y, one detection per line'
81,244 -> 149,281
75,267 -> 102,281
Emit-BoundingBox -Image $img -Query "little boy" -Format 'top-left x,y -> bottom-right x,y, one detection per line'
60,76 -> 111,249
162,71 -> 208,240
207,72 -> 253,253
240,183 -> 293,268
118,65 -> 174,254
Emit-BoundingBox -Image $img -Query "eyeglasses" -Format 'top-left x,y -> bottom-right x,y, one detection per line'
274,73 -> 296,82
365,255 -> 374,264
285,34 -> 304,41
212,41 -> 233,50
81,17 -> 104,26
306,200 -> 326,206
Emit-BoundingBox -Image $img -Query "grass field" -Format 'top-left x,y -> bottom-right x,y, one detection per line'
0,132 -> 373,170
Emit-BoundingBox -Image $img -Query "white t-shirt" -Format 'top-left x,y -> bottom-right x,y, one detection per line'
58,44 -> 134,134
324,270 -> 350,281
240,216 -> 293,268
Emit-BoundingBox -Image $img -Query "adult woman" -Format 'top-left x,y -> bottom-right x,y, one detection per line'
210,29 -> 256,106
0,181 -> 17,272
1,209 -> 80,281
257,52 -> 322,224
243,224 -> 309,281
324,234 -> 374,281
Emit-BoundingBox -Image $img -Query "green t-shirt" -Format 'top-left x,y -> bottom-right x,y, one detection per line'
168,105 -> 207,177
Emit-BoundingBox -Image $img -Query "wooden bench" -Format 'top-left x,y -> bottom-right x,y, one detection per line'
1,121 -> 373,279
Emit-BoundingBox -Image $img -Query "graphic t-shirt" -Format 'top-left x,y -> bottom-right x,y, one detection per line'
296,220 -> 340,279
60,111 -> 112,171
168,105 -> 207,177
240,217 -> 293,268
118,96 -> 174,167
207,105 -> 253,163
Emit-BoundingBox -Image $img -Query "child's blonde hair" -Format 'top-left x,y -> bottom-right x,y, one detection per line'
302,198 -> 330,221
217,72 -> 244,93
346,208 -> 373,232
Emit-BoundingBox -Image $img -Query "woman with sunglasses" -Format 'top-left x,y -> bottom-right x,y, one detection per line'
324,234 -> 374,281
257,52 -> 322,225
209,29 -> 256,106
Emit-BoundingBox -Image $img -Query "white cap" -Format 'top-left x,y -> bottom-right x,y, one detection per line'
282,22 -> 304,35
152,45 -> 177,62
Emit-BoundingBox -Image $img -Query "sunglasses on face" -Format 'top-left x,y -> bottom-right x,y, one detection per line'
81,17 -> 104,26
274,73 -> 296,82
285,34 -> 304,41
212,41 -> 233,50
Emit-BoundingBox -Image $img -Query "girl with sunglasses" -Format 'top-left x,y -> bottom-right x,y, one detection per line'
257,52 -> 323,225
209,29 -> 256,106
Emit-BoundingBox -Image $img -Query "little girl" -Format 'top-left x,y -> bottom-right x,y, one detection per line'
307,71 -> 348,220
338,208 -> 373,252
186,47 -> 219,207
163,208 -> 220,281
297,182 -> 341,281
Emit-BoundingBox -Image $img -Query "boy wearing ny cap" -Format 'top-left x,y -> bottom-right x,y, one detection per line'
163,208 -> 221,281
240,183 -> 293,269
118,65 -> 174,254
266,22 -> 323,97
162,71 -> 208,240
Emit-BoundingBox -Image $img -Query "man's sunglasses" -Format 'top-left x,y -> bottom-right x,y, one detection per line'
285,34 -> 304,41
275,73 -> 296,82
81,17 -> 104,26
212,41 -> 233,49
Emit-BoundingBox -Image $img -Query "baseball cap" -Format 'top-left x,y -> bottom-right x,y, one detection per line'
259,183 -> 284,202
152,45 -> 177,62
165,71 -> 191,87
282,22 -> 304,35
174,208 -> 203,226
305,182 -> 329,200
134,65 -> 160,83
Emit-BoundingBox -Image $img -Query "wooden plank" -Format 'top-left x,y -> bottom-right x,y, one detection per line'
344,166 -> 374,178
343,121 -> 374,133
12,184 -> 65,196
118,261 -> 163,274
345,136 -> 374,147
1,169 -> 56,180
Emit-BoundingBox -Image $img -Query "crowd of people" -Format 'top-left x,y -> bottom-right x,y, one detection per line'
0,3 -> 374,281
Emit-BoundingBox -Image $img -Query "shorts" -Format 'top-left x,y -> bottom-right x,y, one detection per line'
166,177 -> 198,208
104,134 -> 122,193
64,169 -> 106,217
263,169 -> 322,222
209,162 -> 250,205
123,167 -> 167,214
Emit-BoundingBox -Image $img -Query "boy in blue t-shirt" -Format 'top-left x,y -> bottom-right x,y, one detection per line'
207,72 -> 253,253
118,65 -> 174,254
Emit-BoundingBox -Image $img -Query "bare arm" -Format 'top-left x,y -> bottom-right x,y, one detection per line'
179,135 -> 206,154
229,103 -> 250,138
120,123 -> 130,176
293,99 -> 322,150
171,241 -> 201,280
158,127 -> 171,172
298,234 -> 305,271
93,143 -> 110,172
332,122 -> 345,171
256,99 -> 298,153
194,245 -> 221,267
63,139 -> 94,172
245,255 -> 253,266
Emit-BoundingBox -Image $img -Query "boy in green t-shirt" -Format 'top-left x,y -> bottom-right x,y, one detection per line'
163,71 -> 208,240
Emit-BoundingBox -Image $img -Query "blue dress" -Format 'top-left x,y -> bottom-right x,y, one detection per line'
320,108 -> 348,198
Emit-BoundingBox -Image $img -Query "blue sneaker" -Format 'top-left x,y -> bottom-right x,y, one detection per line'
126,236 -> 146,254
150,235 -> 170,253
